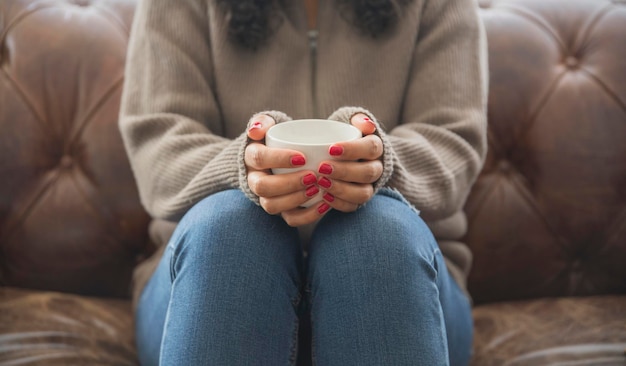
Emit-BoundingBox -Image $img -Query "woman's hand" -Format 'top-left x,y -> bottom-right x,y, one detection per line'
317,113 -> 383,212
244,112 -> 383,226
245,114 -> 325,227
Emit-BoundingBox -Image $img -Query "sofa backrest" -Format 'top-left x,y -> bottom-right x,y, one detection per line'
0,0 -> 150,298
1,0 -> 625,303
465,0 -> 626,304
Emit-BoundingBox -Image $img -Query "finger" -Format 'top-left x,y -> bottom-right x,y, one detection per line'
318,176 -> 374,205
259,185 -> 320,215
320,191 -> 360,213
350,113 -> 377,135
280,202 -> 331,227
248,170 -> 317,198
245,143 -> 307,171
317,159 -> 383,184
247,114 -> 277,141
328,134 -> 383,161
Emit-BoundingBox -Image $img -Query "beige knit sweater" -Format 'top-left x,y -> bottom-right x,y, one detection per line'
120,0 -> 488,303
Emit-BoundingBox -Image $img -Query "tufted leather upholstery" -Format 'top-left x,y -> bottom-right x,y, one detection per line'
464,0 -> 626,363
0,0 -> 151,298
0,0 -> 152,363
0,0 -> 624,364
468,0 -> 626,304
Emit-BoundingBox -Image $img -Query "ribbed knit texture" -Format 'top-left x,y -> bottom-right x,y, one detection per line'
120,0 -> 488,299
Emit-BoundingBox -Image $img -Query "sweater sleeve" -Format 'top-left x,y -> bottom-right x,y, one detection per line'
119,0 -> 244,221
386,0 -> 488,221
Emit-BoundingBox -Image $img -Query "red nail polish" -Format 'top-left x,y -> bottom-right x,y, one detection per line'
319,163 -> 332,175
306,185 -> 319,197
318,202 -> 331,214
318,177 -> 331,189
361,116 -> 377,135
249,121 -> 262,130
329,145 -> 343,156
323,193 -> 335,202
291,155 -> 306,166
364,117 -> 376,125
303,173 -> 317,185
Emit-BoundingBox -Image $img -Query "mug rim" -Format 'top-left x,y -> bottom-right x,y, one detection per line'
266,119 -> 361,146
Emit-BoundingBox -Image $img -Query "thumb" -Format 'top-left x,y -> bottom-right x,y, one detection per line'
247,114 -> 277,141
350,113 -> 377,136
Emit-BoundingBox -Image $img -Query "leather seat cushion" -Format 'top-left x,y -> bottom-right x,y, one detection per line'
472,296 -> 626,365
0,287 -> 136,365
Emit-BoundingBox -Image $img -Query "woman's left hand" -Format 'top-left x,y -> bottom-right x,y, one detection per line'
317,113 -> 384,212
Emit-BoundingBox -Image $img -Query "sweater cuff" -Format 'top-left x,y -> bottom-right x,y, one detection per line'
236,132 -> 259,204
327,106 -> 395,195
239,110 -> 293,205
252,110 -> 292,125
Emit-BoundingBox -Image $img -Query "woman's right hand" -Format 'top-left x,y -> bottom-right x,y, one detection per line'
245,115 -> 329,227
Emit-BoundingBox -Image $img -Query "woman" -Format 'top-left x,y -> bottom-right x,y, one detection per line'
120,0 -> 487,364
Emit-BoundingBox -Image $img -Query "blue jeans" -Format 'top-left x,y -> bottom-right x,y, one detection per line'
135,189 -> 473,365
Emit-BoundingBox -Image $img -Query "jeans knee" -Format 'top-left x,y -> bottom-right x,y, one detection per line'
169,190 -> 300,277
178,189 -> 259,236
308,198 -> 439,292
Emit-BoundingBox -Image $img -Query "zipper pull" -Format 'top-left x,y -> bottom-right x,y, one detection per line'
308,30 -> 318,50
308,29 -> 319,118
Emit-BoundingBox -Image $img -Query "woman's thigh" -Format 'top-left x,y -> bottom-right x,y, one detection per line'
307,188 -> 472,366
136,189 -> 304,366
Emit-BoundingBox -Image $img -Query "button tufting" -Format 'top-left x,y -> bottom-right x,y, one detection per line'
59,155 -> 74,169
571,260 -> 583,271
73,0 -> 90,6
478,0 -> 492,9
498,160 -> 511,173
564,56 -> 579,69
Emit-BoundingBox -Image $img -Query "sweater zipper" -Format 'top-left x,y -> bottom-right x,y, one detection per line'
308,29 -> 319,118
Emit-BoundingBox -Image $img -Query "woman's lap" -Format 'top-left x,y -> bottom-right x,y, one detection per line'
136,189 -> 472,366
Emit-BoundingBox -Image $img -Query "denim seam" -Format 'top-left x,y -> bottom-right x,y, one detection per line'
288,313 -> 300,365
303,285 -> 317,366
431,247 -> 442,281
167,243 -> 177,284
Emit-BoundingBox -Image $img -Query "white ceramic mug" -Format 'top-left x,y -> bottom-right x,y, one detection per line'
265,119 -> 362,206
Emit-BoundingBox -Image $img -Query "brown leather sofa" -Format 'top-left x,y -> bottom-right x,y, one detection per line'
1,0 -> 625,364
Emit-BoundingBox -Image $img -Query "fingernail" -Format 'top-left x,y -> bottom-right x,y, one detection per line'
319,163 -> 332,175
291,155 -> 306,166
329,145 -> 343,156
363,117 -> 371,121
323,193 -> 334,202
318,202 -> 331,214
318,177 -> 331,189
248,121 -> 262,131
306,185 -> 319,197
303,173 -> 317,185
